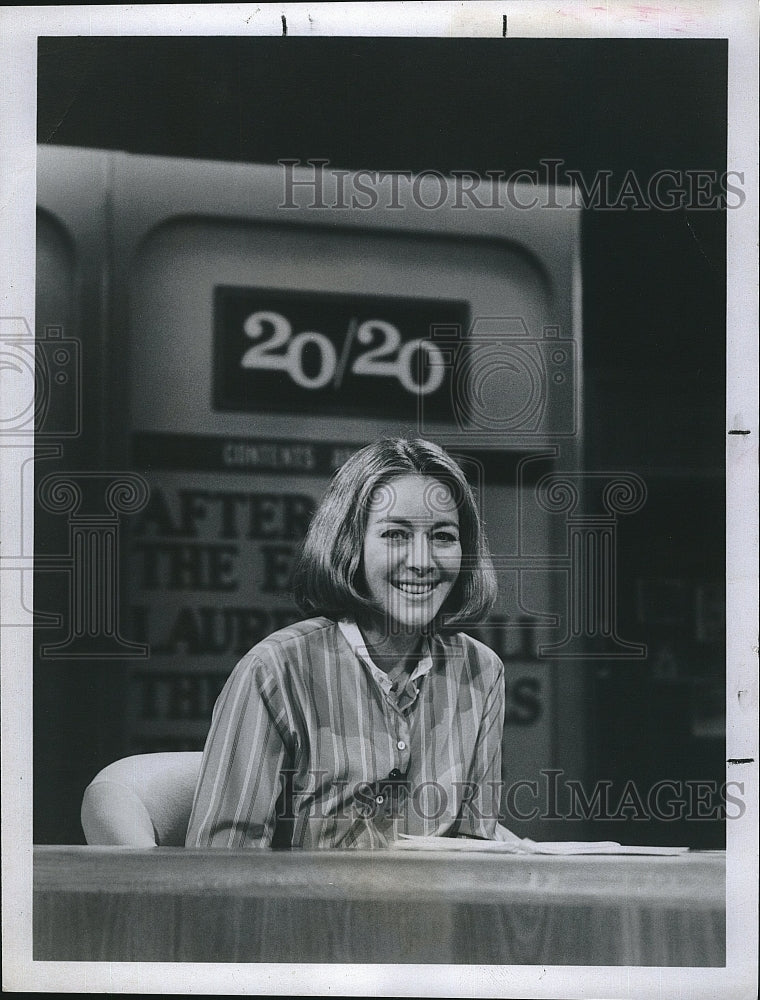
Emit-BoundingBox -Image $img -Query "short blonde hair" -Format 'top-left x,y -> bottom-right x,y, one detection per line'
293,437 -> 497,627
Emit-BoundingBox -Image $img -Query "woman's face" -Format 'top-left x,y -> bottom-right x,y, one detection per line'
361,473 -> 462,631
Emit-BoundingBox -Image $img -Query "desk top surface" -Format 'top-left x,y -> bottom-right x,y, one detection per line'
34,845 -> 726,908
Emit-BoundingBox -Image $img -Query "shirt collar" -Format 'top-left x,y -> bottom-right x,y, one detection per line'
337,620 -> 434,697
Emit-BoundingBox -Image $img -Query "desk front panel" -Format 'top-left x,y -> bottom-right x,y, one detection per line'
33,847 -> 725,965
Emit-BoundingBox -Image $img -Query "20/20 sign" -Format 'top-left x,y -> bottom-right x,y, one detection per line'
213,286 -> 468,420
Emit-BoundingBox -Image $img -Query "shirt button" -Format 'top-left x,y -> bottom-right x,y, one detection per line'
397,740 -> 407,750
375,795 -> 385,804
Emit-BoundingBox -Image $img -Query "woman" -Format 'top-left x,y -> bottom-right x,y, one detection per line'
185,437 -> 512,848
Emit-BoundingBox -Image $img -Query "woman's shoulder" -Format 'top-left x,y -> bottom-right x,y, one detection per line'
238,616 -> 338,669
438,628 -> 505,677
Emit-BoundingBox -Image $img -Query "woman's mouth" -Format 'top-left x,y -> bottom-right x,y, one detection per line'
392,581 -> 438,595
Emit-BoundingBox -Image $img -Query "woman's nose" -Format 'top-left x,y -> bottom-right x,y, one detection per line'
406,533 -> 433,571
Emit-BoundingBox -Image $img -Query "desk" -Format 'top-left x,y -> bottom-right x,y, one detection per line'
34,846 -> 725,965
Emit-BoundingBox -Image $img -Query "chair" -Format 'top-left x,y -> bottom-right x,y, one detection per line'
81,752 -> 203,847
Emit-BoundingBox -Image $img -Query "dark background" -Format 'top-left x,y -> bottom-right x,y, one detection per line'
36,37 -> 726,846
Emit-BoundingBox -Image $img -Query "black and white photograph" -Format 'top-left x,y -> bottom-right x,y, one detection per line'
1,3 -> 757,996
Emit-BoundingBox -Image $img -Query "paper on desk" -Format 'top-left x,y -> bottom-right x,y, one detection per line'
393,834 -> 690,855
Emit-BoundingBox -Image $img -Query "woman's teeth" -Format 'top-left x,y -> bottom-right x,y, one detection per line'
394,581 -> 437,594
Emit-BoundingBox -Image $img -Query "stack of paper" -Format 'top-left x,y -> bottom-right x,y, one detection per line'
393,834 -> 690,855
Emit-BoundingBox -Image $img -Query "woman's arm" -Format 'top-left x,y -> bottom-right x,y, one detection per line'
454,655 -> 506,840
185,654 -> 291,848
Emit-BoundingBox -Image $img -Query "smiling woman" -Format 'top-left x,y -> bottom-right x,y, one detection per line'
362,473 -> 462,625
184,437 -> 520,849
293,437 -> 496,632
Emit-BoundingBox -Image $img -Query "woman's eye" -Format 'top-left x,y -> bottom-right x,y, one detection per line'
381,528 -> 408,541
433,531 -> 459,544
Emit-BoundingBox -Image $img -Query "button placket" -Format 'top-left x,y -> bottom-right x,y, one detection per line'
377,767 -> 409,821
393,716 -> 412,777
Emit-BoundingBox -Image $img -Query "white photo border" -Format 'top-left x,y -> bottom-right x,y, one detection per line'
1,3 -> 757,997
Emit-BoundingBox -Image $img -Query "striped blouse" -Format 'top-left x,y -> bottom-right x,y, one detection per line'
185,616 -> 509,849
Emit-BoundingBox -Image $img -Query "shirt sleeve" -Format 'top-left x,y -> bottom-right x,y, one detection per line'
185,652 -> 292,848
455,651 -> 506,840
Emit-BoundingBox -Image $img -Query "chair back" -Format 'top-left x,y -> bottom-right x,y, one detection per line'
81,752 -> 202,846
